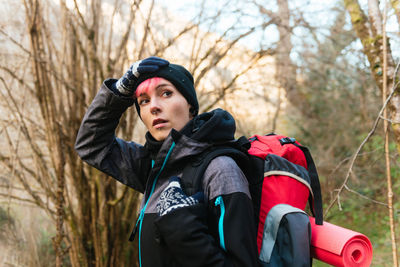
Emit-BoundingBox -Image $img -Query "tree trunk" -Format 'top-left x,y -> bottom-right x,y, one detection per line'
276,0 -> 296,98
273,0 -> 310,118
344,0 -> 400,152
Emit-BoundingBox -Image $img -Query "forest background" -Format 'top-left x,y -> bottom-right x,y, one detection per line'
0,0 -> 399,266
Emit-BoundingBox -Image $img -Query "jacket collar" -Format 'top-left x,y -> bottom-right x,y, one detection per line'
151,129 -> 210,170
148,108 -> 236,169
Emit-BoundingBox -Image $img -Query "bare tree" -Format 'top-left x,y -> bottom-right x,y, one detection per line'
251,0 -> 313,129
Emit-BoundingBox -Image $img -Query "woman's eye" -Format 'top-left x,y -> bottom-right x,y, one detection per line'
138,99 -> 149,105
162,90 -> 172,97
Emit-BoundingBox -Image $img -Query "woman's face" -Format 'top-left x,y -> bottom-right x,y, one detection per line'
136,77 -> 192,141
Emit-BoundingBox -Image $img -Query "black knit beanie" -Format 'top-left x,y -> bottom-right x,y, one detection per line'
134,64 -> 199,117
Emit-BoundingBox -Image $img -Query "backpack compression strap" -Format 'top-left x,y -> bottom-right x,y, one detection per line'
294,144 -> 323,225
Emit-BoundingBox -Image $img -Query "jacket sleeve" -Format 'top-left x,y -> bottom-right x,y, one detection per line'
154,156 -> 259,267
74,79 -> 150,192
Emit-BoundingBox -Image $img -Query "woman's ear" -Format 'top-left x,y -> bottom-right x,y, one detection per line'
189,106 -> 196,118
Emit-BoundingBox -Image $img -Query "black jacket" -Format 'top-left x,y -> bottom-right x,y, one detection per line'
75,79 -> 259,266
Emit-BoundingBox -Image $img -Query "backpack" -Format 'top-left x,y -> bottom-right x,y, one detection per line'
181,133 -> 323,266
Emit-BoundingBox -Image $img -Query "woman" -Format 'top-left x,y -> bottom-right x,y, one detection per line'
75,57 -> 258,266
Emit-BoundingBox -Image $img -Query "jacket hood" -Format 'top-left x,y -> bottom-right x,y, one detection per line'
181,108 -> 236,143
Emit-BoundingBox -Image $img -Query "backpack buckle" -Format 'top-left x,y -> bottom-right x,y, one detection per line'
279,137 -> 296,145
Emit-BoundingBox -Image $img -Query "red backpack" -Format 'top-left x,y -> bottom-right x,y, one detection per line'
181,133 -> 323,266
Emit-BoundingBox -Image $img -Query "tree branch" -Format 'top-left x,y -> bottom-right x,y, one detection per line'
325,60 -> 400,216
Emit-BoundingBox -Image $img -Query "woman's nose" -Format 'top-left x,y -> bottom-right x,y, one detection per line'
149,98 -> 161,115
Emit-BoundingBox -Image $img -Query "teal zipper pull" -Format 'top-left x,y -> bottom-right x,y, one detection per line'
215,196 -> 226,251
129,209 -> 144,241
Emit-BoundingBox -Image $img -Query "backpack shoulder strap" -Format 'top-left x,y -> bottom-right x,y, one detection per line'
181,146 -> 248,196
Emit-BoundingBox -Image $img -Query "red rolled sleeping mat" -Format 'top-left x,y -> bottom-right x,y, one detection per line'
309,217 -> 373,267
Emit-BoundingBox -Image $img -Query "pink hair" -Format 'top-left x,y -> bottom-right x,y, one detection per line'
135,77 -> 162,98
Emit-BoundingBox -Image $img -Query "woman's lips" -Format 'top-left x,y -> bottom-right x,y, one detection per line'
153,118 -> 168,129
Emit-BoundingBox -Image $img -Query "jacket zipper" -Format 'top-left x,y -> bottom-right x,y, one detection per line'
215,196 -> 226,251
137,142 -> 176,267
129,159 -> 155,242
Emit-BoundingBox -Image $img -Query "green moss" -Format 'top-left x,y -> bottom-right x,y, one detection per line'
344,0 -> 366,24
373,63 -> 381,69
391,0 -> 399,9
